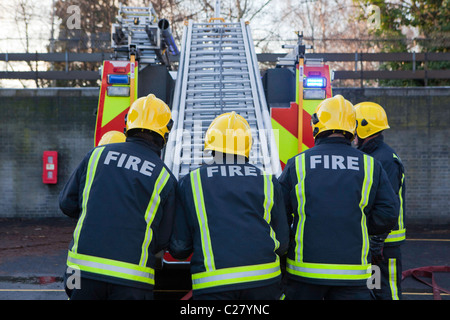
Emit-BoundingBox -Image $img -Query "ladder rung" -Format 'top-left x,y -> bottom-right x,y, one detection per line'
190,49 -> 245,55
190,74 -> 249,78
186,97 -> 253,103
189,64 -> 248,68
193,22 -> 241,26
187,91 -> 252,96
190,44 -> 245,49
191,38 -> 243,43
187,79 -> 251,84
185,107 -> 254,114
189,56 -> 246,62
192,31 -> 242,36
188,68 -> 249,73
187,88 -> 250,93
193,26 -> 241,31
184,118 -> 219,123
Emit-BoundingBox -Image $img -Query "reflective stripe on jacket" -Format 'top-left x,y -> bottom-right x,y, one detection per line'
358,134 -> 406,246
279,137 -> 398,286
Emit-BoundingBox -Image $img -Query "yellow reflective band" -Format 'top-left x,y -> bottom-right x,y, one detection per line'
67,250 -> 154,285
398,173 -> 405,230
294,154 -> 306,262
385,174 -> 406,244
139,168 -> 171,266
359,155 -> 374,265
263,173 -> 280,251
191,169 -> 215,272
192,261 -> 281,290
385,228 -> 406,243
287,259 -> 372,281
392,157 -> 405,233
72,147 -> 105,254
389,258 -> 399,300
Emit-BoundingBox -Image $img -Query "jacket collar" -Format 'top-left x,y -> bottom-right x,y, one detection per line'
315,136 -> 352,146
125,136 -> 162,157
358,134 -> 384,153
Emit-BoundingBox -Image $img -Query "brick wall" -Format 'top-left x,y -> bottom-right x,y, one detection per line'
0,87 -> 448,227
335,87 -> 450,227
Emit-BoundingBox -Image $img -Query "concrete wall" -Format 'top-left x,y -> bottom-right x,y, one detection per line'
0,88 -> 98,217
0,87 -> 449,227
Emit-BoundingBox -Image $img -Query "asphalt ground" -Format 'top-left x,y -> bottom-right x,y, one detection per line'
0,218 -> 449,302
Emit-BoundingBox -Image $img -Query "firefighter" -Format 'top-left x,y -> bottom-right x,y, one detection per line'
98,130 -> 126,145
169,111 -> 289,300
59,94 -> 177,300
278,95 -> 399,300
354,101 -> 406,300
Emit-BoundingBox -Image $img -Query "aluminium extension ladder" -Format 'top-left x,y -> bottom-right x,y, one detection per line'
111,5 -> 161,66
164,20 -> 281,179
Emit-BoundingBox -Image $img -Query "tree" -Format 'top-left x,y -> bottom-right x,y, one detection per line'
49,0 -> 276,86
52,0 -> 130,87
354,0 -> 450,86
6,0 -> 49,88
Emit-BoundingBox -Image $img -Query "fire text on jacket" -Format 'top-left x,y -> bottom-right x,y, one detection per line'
310,155 -> 360,171
206,165 -> 258,177
104,151 -> 156,177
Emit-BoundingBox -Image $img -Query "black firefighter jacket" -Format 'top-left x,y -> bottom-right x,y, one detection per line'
278,137 -> 399,286
169,160 -> 290,295
358,134 -> 406,246
59,137 -> 177,290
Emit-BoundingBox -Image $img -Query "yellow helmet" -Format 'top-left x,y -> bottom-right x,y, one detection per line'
354,102 -> 390,139
125,94 -> 173,142
204,111 -> 252,158
98,130 -> 126,145
311,94 -> 356,139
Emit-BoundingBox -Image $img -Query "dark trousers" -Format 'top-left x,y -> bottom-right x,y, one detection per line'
284,280 -> 372,300
372,245 -> 402,300
67,277 -> 153,300
193,282 -> 283,300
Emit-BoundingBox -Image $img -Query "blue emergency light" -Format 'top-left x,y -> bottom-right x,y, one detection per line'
107,74 -> 129,85
304,77 -> 326,88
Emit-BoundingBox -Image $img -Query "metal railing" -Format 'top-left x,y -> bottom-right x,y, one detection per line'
1,52 -> 449,83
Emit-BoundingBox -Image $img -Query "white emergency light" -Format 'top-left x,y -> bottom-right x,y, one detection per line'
303,89 -> 326,100
107,86 -> 130,97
